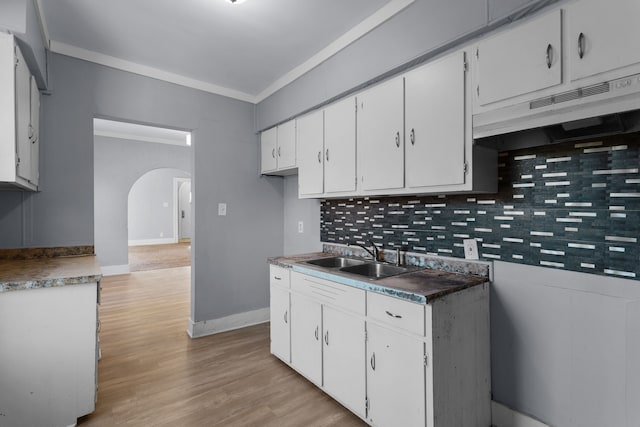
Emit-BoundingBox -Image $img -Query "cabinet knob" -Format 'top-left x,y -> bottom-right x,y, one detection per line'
546,44 -> 553,69
578,32 -> 585,59
395,132 -> 400,148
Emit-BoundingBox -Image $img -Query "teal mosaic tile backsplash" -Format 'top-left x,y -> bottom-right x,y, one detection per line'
321,133 -> 640,280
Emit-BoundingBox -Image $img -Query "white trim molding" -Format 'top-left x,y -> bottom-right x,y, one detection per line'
491,401 -> 550,427
100,264 -> 130,276
128,238 -> 176,246
187,307 -> 270,339
254,0 -> 415,102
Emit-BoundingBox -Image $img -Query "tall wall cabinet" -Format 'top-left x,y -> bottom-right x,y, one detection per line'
0,33 -> 40,191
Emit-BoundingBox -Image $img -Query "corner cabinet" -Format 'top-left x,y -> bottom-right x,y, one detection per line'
260,119 -> 296,176
270,267 -> 491,427
0,33 -> 40,191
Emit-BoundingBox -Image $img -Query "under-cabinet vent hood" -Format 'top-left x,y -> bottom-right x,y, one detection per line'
473,71 -> 640,145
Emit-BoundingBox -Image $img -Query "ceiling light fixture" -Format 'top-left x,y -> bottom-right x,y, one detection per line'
225,0 -> 247,4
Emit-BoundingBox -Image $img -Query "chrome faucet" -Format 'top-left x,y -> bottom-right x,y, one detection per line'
348,240 -> 380,261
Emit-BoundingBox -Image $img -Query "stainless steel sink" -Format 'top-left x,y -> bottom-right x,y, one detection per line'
339,262 -> 416,280
304,256 -> 368,269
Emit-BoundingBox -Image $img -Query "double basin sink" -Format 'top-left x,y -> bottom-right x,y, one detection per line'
302,256 -> 421,280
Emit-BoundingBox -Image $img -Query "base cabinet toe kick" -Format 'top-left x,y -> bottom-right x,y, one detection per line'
268,264 -> 491,427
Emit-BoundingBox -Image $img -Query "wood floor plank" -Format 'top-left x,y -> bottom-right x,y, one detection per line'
79,267 -> 366,426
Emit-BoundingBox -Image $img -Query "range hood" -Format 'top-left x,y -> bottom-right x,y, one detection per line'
473,71 -> 640,149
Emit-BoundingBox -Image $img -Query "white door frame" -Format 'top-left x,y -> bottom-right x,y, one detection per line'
173,177 -> 191,243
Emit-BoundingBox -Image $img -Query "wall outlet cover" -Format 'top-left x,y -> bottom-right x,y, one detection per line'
463,239 -> 479,260
218,203 -> 227,216
298,221 -> 304,233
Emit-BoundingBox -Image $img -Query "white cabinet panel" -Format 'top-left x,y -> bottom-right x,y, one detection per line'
366,322 -> 426,427
15,44 -> 31,184
277,119 -> 296,170
269,265 -> 290,289
297,109 -> 324,196
29,76 -> 39,187
290,293 -> 322,386
324,96 -> 356,194
269,284 -> 290,362
323,306 -> 365,418
260,127 -> 277,173
405,52 -> 466,188
357,77 -> 404,192
568,0 -> 640,82
476,9 -> 562,106
367,291 -> 425,336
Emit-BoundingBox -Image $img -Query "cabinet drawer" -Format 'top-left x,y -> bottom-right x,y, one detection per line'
270,265 -> 290,289
367,291 -> 425,336
291,271 -> 365,315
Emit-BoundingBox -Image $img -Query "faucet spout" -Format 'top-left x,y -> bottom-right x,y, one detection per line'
348,240 -> 380,261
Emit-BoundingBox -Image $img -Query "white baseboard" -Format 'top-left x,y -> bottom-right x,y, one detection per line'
101,264 -> 130,276
491,401 -> 550,427
187,307 -> 270,338
128,238 -> 176,246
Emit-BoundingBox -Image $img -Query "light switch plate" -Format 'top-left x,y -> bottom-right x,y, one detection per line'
463,239 -> 479,260
298,221 -> 304,233
218,203 -> 227,216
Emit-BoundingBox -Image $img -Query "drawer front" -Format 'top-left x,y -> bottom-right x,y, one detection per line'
367,291 -> 425,336
291,271 -> 365,315
270,265 -> 290,289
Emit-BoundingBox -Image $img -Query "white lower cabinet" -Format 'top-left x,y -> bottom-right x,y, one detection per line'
366,322 -> 426,427
269,284 -> 290,362
270,268 -> 490,427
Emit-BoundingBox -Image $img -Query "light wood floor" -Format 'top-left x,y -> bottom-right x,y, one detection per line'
128,242 -> 191,272
79,267 -> 366,426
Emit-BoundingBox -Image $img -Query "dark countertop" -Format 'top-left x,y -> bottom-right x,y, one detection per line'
268,253 -> 488,304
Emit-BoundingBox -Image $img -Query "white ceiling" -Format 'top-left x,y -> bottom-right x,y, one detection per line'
37,0 -> 411,103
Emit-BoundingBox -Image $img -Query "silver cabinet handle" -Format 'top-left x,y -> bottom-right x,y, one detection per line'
546,44 -> 553,69
277,146 -> 281,157
578,32 -> 585,59
410,128 -> 415,145
274,276 -> 282,280
370,352 -> 376,371
385,310 -> 402,319
395,132 -> 400,148
315,326 -> 319,340
325,149 -> 329,162
284,310 -> 288,324
271,148 -> 275,158
324,331 -> 329,346
317,151 -> 322,163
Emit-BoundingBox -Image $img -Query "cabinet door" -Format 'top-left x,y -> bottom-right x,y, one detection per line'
568,0 -> 640,82
367,322 -> 426,427
29,76 -> 39,187
357,77 -> 404,191
323,305 -> 365,418
269,284 -> 290,362
15,44 -> 32,183
324,96 -> 356,194
297,109 -> 324,196
476,9 -> 561,106
405,51 -> 465,189
277,120 -> 296,169
290,293 -> 322,386
260,127 -> 277,173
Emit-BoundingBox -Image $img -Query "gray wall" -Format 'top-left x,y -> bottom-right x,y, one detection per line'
94,136 -> 189,267
256,0 -> 555,130
0,52 -> 284,324
283,175 -> 321,255
492,261 -> 640,426
128,168 -> 190,243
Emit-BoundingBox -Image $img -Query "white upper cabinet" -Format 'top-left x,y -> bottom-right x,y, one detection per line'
260,127 -> 277,173
567,0 -> 640,82
405,51 -> 466,189
0,33 -> 39,191
297,109 -> 324,196
260,119 -> 296,175
324,96 -> 356,194
475,9 -> 562,106
357,76 -> 404,192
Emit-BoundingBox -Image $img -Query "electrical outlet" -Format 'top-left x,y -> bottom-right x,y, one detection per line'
298,221 -> 304,233
463,239 -> 479,260
218,203 -> 227,216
